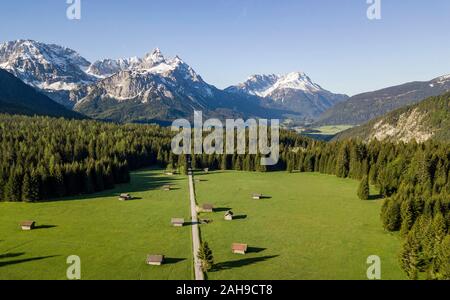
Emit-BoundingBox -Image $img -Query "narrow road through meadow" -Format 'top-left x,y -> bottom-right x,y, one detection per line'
187,159 -> 204,280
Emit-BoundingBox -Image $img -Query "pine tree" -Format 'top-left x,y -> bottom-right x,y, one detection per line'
197,241 -> 214,272
54,164 -> 66,197
432,235 -> 450,280
357,176 -> 370,200
400,200 -> 414,237
221,155 -> 228,170
28,170 -> 41,201
335,143 -> 350,178
21,172 -> 32,202
381,199 -> 401,232
4,169 -> 22,202
0,177 -> 4,201
431,213 -> 447,252
399,231 -> 421,280
104,165 -> 115,189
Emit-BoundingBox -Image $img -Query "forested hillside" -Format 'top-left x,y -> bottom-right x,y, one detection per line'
0,114 -> 174,202
334,92 -> 450,142
0,69 -> 84,119
316,75 -> 450,126
0,114 -> 448,279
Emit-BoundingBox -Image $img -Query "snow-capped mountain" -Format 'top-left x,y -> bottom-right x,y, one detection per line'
85,57 -> 141,78
227,72 -> 348,119
0,40 -> 347,123
0,40 -> 96,107
74,49 -> 270,122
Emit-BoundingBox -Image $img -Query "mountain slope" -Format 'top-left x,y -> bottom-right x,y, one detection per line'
317,75 -> 450,126
226,72 -> 348,120
74,50 -> 283,123
0,69 -> 84,119
333,92 -> 450,142
0,39 -> 96,107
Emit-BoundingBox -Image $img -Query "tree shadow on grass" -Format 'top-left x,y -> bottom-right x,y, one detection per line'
164,257 -> 186,265
34,225 -> 58,230
247,247 -> 266,254
212,255 -> 278,272
0,255 -> 59,268
368,194 -> 384,201
40,169 -> 186,203
0,252 -> 25,260
213,207 -> 232,213
233,215 -> 247,220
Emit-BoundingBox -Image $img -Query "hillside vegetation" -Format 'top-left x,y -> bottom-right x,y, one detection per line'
334,92 -> 450,142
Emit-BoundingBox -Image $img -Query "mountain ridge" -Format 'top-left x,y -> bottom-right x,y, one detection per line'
333,92 -> 450,142
0,69 -> 85,119
226,72 -> 348,121
316,75 -> 450,126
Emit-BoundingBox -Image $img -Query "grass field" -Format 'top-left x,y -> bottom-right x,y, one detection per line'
1,169 -> 407,280
0,169 -> 193,280
310,125 -> 355,135
194,171 -> 406,280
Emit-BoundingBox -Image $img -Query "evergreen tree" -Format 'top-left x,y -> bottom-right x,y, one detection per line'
221,155 -> 228,170
335,143 -> 350,178
381,199 -> 401,231
357,176 -> 370,200
432,235 -> 450,280
5,169 -> 22,202
21,172 -> 32,202
400,200 -> 414,237
399,231 -> 421,280
197,241 -> 214,272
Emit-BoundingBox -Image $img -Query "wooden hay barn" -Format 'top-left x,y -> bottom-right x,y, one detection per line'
118,193 -> 132,201
146,255 -> 165,266
224,211 -> 234,221
171,218 -> 185,227
232,243 -> 248,255
252,193 -> 263,200
20,221 -> 36,231
201,204 -> 214,213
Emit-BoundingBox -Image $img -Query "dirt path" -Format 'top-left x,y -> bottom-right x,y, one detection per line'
188,166 -> 204,280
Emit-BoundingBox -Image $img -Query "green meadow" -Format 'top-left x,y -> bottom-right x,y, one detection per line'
0,169 -> 193,280
195,171 -> 406,280
0,169 -> 407,280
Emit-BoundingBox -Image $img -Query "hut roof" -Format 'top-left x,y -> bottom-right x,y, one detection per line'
232,243 -> 248,252
202,204 -> 214,210
171,218 -> 185,224
20,221 -> 35,227
147,255 -> 164,263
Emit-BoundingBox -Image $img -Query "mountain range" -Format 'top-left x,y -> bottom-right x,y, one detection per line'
0,40 -> 348,123
0,39 -> 449,139
0,68 -> 83,119
226,72 -> 348,120
334,92 -> 450,142
316,75 -> 450,126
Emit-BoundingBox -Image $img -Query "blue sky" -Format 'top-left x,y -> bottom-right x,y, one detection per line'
1,0 -> 450,95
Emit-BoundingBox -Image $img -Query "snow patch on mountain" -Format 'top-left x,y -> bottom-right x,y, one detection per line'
0,39 -> 95,92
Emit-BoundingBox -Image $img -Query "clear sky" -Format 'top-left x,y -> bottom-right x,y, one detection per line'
1,0 -> 450,95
